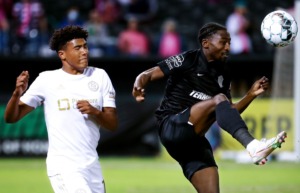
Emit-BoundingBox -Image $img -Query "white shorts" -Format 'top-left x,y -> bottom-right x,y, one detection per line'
49,162 -> 105,193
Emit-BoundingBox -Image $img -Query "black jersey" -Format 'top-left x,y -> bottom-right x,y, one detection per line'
155,49 -> 232,125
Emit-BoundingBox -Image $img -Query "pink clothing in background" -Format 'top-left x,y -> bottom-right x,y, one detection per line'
118,30 -> 149,56
159,32 -> 181,58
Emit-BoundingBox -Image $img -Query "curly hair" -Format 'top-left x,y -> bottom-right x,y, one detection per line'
49,25 -> 88,52
197,22 -> 227,46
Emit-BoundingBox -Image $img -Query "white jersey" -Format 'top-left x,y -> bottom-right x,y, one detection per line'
20,67 -> 116,176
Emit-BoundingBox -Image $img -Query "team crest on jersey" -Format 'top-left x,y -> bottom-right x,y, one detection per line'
218,75 -> 224,88
165,54 -> 184,70
109,91 -> 115,98
88,81 -> 99,92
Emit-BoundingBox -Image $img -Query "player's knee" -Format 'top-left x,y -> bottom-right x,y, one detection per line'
213,94 -> 229,105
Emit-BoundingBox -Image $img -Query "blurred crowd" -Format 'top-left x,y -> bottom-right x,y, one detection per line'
0,0 -> 293,58
0,0 -> 189,58
0,0 -> 157,57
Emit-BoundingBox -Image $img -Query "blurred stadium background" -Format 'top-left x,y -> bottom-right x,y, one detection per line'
0,0 -> 300,192
1,0 -> 298,160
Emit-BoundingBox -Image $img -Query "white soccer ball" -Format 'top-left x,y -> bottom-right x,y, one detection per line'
261,10 -> 298,47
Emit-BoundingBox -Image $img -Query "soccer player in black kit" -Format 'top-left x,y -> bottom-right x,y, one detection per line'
132,22 -> 287,193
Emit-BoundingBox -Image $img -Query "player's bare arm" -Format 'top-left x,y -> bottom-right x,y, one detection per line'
77,100 -> 118,131
232,76 -> 269,114
15,71 -> 30,95
249,76 -> 269,96
132,66 -> 164,102
4,71 -> 34,123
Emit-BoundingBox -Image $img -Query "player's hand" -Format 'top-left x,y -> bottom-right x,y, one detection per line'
15,71 -> 29,96
77,100 -> 97,114
132,87 -> 145,103
250,76 -> 269,96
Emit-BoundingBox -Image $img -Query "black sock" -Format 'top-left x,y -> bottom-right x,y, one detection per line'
215,101 -> 254,147
232,128 -> 255,148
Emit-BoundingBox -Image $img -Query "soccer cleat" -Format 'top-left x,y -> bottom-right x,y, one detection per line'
247,131 -> 287,165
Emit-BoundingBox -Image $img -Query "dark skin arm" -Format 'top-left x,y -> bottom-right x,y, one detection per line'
132,66 -> 164,102
232,76 -> 269,113
77,100 -> 118,131
4,71 -> 34,123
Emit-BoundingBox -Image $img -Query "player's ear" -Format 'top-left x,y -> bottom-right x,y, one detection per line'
202,38 -> 209,49
58,50 -> 66,60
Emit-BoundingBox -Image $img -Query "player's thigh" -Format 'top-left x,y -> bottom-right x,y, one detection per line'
189,99 -> 216,132
159,108 -> 195,144
191,166 -> 219,193
190,94 -> 229,134
49,172 -> 94,193
88,161 -> 106,193
49,174 -> 68,193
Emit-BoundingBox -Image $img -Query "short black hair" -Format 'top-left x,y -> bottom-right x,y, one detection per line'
49,25 -> 88,52
197,22 -> 227,46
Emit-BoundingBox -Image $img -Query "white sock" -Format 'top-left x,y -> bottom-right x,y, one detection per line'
246,139 -> 259,152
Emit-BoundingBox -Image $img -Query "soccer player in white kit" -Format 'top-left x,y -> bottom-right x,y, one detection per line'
4,25 -> 118,193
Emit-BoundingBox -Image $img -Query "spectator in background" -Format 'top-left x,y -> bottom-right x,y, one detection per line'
83,9 -> 117,57
155,18 -> 186,58
95,0 -> 121,24
117,16 -> 150,57
225,0 -> 252,55
0,0 -> 12,55
121,0 -> 158,24
58,6 -> 84,28
11,0 -> 48,57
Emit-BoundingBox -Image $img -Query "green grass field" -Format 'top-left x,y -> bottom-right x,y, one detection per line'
0,154 -> 299,193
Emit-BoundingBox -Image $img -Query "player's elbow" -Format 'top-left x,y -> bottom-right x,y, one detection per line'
102,117 -> 118,131
4,115 -> 18,123
109,121 -> 119,131
104,122 -> 118,132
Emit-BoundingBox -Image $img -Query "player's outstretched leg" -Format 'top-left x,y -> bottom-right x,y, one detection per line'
246,131 -> 287,165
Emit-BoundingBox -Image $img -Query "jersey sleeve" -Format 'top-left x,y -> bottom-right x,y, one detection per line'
20,73 -> 45,108
157,51 -> 194,76
100,70 -> 116,108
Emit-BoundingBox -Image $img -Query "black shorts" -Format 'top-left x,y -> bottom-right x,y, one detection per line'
158,108 -> 217,180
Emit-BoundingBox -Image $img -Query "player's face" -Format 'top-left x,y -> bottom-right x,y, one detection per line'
203,30 -> 230,63
60,38 -> 89,74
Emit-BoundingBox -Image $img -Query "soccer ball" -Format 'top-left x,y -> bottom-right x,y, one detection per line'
261,10 -> 298,47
